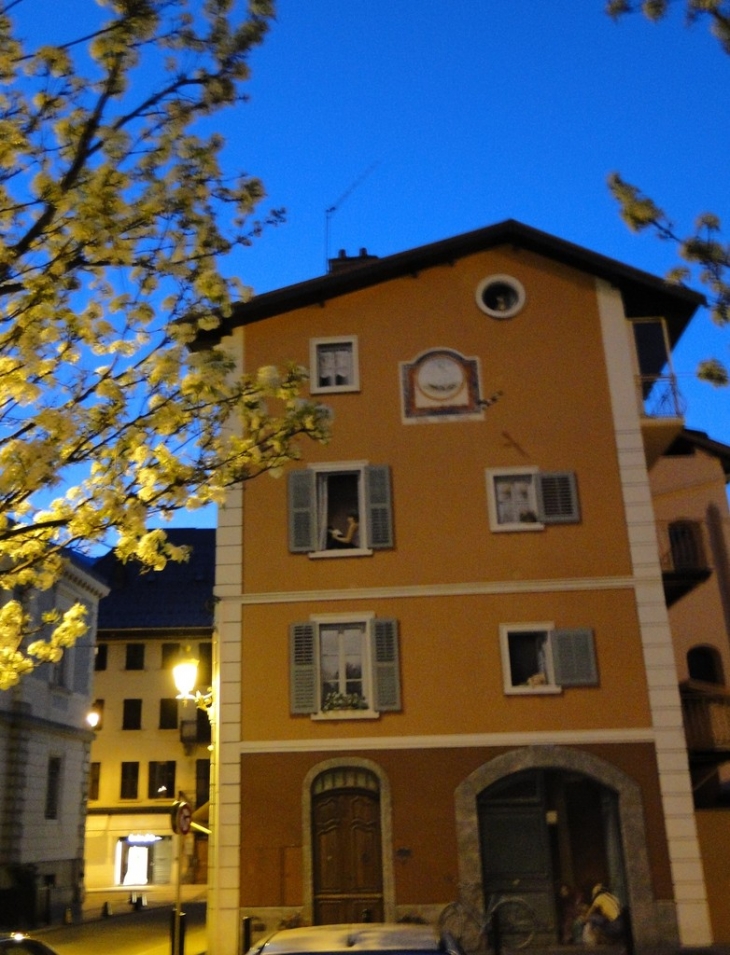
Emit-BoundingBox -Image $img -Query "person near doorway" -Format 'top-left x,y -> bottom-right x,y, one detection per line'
583,884 -> 624,944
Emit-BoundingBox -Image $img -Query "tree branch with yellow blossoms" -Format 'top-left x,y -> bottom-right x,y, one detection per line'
0,0 -> 331,689
605,0 -> 730,385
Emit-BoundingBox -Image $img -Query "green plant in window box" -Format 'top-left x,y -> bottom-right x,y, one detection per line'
322,692 -> 369,712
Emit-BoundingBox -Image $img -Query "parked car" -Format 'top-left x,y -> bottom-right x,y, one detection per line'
250,923 -> 462,955
0,936 -> 61,955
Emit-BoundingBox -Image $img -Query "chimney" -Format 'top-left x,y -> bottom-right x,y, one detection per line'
328,247 -> 379,274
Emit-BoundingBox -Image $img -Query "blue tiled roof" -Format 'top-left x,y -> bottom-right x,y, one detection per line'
94,528 -> 215,631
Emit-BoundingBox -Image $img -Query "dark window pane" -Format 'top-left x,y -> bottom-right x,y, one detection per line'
161,643 -> 181,669
122,699 -> 142,730
159,698 -> 179,729
120,762 -> 139,799
125,643 -> 145,670
89,763 -> 100,801
94,644 -> 108,671
148,761 -> 176,799
45,757 -> 62,819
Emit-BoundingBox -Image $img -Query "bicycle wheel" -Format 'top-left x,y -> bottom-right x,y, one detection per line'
438,901 -> 485,954
489,897 -> 536,950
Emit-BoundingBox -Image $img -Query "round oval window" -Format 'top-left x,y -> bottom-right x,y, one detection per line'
475,275 -> 525,319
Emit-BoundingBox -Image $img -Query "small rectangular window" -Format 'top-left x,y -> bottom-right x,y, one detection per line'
45,756 -> 62,819
122,698 -> 142,730
161,643 -> 181,669
486,468 -> 580,531
89,763 -> 100,801
159,698 -> 179,730
148,761 -> 176,799
310,336 -> 360,394
120,762 -> 139,799
94,644 -> 108,671
125,643 -> 145,670
499,624 -> 597,694
197,643 -> 212,686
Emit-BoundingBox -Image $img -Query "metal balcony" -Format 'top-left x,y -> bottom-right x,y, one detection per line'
681,687 -> 730,759
656,519 -> 712,607
637,375 -> 686,467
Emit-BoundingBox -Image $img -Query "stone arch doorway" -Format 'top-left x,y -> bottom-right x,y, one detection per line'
455,747 -> 663,948
303,759 -> 395,925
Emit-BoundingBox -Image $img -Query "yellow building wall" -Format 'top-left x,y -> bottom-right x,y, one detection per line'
696,809 -> 730,942
238,245 -> 648,741
240,588 -> 649,741
241,246 -> 632,592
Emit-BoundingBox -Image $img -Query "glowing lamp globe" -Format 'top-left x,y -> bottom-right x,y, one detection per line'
173,650 -> 199,701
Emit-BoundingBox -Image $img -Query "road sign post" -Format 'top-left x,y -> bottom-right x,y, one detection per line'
170,801 -> 191,955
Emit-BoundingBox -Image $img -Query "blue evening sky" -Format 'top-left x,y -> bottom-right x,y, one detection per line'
17,2 -> 730,537
217,0 -> 730,443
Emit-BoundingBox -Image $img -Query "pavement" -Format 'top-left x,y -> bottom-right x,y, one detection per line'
80,883 -> 207,922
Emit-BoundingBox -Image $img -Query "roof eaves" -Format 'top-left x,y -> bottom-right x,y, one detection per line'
212,220 -> 704,345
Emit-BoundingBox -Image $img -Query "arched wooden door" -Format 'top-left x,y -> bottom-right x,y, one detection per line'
312,768 -> 383,924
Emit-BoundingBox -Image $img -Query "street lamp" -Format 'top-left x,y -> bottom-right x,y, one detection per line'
172,647 -> 215,719
170,648 -> 215,955
86,710 -> 100,730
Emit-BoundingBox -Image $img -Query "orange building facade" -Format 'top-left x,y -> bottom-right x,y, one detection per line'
207,222 -> 714,954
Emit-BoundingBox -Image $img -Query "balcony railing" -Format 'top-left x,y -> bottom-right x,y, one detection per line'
636,374 -> 686,418
682,688 -> 730,754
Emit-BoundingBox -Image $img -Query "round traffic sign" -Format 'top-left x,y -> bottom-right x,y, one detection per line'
171,800 -> 192,835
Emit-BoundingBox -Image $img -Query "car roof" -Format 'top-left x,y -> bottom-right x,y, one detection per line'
254,924 -> 446,955
0,939 -> 58,955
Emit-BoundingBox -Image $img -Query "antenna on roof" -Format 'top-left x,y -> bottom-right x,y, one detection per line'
325,161 -> 380,271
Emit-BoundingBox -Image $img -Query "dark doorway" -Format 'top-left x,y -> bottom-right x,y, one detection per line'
478,769 -> 626,945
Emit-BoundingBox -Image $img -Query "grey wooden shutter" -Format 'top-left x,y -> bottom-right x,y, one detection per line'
289,622 -> 318,713
551,628 -> 598,686
537,472 -> 580,524
288,469 -> 316,552
365,465 -> 393,549
372,619 -> 401,711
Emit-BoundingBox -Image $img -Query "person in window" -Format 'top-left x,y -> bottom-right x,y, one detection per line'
582,883 -> 624,944
328,513 -> 359,548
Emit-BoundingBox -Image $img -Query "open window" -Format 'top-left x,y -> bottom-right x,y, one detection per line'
499,624 -> 598,695
290,615 -> 401,718
486,467 -> 580,531
288,463 -> 393,556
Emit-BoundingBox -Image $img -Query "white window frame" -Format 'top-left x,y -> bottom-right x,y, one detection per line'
310,336 -> 360,394
313,462 -> 369,558
486,467 -> 580,532
500,622 -> 560,695
499,623 -> 598,695
290,614 -> 401,720
487,467 -> 542,531
311,613 -> 377,721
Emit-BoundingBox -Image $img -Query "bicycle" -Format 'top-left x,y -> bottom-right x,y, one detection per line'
438,886 -> 537,954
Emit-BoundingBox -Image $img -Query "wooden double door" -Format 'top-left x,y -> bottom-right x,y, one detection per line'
312,786 -> 384,924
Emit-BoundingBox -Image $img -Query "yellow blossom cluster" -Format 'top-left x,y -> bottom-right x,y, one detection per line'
0,0 -> 330,688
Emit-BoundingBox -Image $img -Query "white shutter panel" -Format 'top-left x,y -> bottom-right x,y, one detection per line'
551,628 -> 598,686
